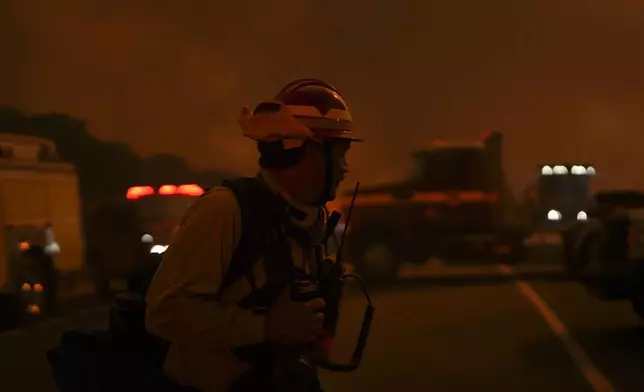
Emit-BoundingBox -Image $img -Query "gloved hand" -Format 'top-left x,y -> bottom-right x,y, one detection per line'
265,286 -> 325,345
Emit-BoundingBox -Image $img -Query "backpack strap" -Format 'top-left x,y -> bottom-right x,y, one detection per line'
215,176 -> 303,313
214,177 -> 275,299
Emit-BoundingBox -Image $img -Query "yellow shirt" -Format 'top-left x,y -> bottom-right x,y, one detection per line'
145,171 -> 325,392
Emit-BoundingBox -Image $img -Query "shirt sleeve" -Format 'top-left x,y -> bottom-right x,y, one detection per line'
145,187 -> 266,350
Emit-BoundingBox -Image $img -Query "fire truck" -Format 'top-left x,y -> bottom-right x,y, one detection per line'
126,184 -> 204,254
85,184 -> 204,291
338,131 -> 526,282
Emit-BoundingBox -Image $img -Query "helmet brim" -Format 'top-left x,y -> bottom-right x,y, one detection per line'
311,129 -> 363,142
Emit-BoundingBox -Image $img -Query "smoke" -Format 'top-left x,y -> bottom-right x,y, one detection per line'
2,0 -> 644,190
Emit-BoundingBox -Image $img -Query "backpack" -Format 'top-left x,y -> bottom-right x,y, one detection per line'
48,176 -> 298,392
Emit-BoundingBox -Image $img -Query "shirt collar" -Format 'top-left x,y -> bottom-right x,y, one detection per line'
259,169 -> 321,228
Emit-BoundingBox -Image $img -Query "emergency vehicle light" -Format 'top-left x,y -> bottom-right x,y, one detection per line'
159,185 -> 178,194
126,186 -> 155,200
176,184 -> 205,196
126,184 -> 205,199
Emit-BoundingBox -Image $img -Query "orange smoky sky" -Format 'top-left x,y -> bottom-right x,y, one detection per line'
2,0 -> 644,193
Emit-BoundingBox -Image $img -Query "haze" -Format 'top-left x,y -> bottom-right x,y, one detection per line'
2,0 -> 644,192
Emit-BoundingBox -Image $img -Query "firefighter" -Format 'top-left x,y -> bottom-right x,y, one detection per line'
145,79 -> 362,392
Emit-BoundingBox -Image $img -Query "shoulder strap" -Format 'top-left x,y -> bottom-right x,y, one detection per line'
215,177 -> 276,298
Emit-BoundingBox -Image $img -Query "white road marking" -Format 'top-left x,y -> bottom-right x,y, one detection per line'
498,265 -> 617,392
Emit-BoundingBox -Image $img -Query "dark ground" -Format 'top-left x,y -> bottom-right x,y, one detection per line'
1,260 -> 642,392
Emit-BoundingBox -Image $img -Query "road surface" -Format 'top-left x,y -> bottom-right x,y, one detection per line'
1,262 -> 643,392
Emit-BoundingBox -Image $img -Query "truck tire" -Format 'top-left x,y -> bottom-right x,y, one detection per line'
354,242 -> 399,284
630,261 -> 644,320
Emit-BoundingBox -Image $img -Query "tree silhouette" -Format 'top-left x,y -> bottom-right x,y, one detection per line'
141,153 -> 196,186
0,107 -> 233,211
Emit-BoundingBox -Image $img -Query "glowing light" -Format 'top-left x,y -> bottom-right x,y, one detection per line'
541,165 -> 553,175
45,242 -> 60,255
177,184 -> 205,197
126,186 -> 154,200
547,210 -> 562,221
586,166 -> 596,175
158,185 -> 177,195
28,305 -> 41,315
577,211 -> 588,220
150,245 -> 169,254
571,165 -> 587,175
141,234 -> 154,243
553,165 -> 568,175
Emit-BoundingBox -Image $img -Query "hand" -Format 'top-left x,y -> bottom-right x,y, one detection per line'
265,286 -> 325,345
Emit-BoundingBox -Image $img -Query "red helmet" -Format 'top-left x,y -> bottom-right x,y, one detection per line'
239,79 -> 363,148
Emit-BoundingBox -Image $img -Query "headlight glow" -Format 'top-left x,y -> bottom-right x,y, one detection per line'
547,210 -> 562,221
150,245 -> 169,254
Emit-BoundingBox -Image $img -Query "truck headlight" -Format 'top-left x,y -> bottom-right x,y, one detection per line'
150,245 -> 169,254
45,241 -> 60,255
547,210 -> 562,221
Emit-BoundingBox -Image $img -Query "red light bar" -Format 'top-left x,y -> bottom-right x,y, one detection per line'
159,185 -> 178,195
127,184 -> 205,199
177,184 -> 204,197
126,186 -> 155,200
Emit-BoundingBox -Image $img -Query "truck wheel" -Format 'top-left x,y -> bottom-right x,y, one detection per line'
355,243 -> 399,284
630,261 -> 644,320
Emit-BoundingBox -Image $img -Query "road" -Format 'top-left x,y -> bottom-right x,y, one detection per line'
1,261 -> 643,392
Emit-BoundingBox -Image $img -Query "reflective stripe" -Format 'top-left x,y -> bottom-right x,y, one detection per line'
410,191 -> 498,204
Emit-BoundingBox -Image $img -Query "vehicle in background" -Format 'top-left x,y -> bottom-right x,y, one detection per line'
85,184 -> 204,294
126,184 -> 204,254
537,163 -> 595,228
337,131 -> 526,282
561,190 -> 644,320
0,134 -> 83,324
